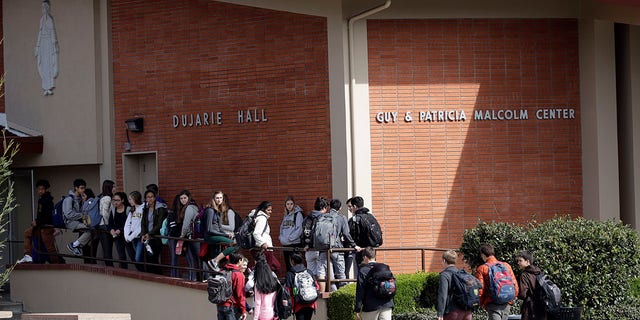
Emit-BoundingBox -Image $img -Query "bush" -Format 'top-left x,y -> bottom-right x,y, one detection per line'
460,217 -> 640,317
327,272 -> 440,319
392,308 -> 438,320
460,220 -> 527,269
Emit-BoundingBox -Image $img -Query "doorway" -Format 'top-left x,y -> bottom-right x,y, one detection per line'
122,152 -> 158,194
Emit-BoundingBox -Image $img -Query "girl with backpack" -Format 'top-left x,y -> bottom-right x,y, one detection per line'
253,253 -> 280,320
97,180 -> 116,267
204,191 -> 240,271
108,192 -> 131,269
174,189 -> 201,281
251,201 -> 281,273
285,253 -> 319,320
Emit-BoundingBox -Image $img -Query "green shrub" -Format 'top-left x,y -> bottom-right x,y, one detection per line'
392,308 -> 438,320
328,283 -> 356,320
459,220 -> 527,269
460,217 -> 640,317
327,272 -> 440,319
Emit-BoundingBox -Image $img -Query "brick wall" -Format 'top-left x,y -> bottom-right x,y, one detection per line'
368,19 -> 582,273
111,0 -> 331,233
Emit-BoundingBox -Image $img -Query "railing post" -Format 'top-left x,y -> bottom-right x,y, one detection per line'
325,248 -> 331,292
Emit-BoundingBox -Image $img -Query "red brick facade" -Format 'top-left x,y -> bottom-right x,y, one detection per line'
368,19 -> 582,272
111,1 -> 331,218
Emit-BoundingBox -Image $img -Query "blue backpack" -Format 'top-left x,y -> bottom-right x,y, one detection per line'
487,262 -> 517,304
52,195 -> 71,228
83,196 -> 102,227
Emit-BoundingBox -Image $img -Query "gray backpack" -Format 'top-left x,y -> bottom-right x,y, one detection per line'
312,213 -> 337,250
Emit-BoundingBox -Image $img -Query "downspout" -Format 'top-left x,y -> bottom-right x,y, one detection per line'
347,0 -> 391,198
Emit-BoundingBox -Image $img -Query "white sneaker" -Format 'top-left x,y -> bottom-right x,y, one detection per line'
17,254 -> 33,264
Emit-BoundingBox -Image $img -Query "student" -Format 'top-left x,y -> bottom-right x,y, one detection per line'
344,197 -> 358,276
252,201 -> 281,272
18,179 -> 59,264
437,250 -> 472,320
167,193 -> 182,278
252,253 -> 279,320
516,251 -> 547,320
348,196 -> 382,267
108,191 -> 131,269
318,199 -> 359,291
97,180 -> 116,266
279,196 -> 304,271
124,191 -> 145,271
176,190 -> 200,281
65,178 -> 90,256
205,191 -> 240,271
285,253 -> 319,320
301,197 -> 328,278
217,252 -> 248,320
141,189 -> 168,274
475,244 -> 519,320
80,188 -> 100,264
355,247 -> 394,320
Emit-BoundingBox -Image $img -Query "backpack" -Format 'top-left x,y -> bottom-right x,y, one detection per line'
191,206 -> 206,239
536,273 -> 562,313
301,214 -> 317,246
159,218 -> 169,245
235,212 -> 260,249
293,269 -> 318,304
354,213 -> 383,247
52,195 -> 71,228
366,263 -> 397,299
449,268 -> 482,309
83,196 -> 102,227
486,262 -> 517,304
312,214 -> 337,250
274,282 -> 293,319
207,270 -> 234,304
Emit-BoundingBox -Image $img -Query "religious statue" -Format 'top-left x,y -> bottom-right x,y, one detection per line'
34,0 -> 58,96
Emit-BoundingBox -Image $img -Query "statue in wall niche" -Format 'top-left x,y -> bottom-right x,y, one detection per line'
34,0 -> 59,96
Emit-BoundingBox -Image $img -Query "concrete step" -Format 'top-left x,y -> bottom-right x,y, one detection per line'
0,299 -> 22,320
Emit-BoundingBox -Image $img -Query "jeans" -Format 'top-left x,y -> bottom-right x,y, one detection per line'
168,239 -> 180,277
184,240 -> 200,281
305,251 -> 320,276
98,226 -> 114,267
132,238 -> 145,271
217,305 -> 239,320
318,251 -> 346,289
113,235 -> 129,269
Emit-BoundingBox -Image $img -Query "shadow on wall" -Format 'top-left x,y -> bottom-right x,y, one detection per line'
367,19 -> 582,273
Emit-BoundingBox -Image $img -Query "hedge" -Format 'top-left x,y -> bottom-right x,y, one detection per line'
460,217 -> 640,319
327,272 -> 439,320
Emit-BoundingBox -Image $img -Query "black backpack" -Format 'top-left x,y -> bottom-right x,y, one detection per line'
235,213 -> 258,249
353,213 -> 383,247
207,270 -> 234,304
366,263 -> 396,299
274,282 -> 293,319
536,273 -> 562,313
449,268 -> 482,309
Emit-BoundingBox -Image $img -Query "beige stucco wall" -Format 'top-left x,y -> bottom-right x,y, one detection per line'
3,0 -> 109,170
11,268 -> 328,320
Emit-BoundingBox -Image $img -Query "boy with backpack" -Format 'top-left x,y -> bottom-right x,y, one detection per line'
516,250 -> 558,320
355,247 -> 395,320
475,244 -> 519,320
64,178 -> 91,256
17,179 -> 60,264
285,253 -> 319,320
215,252 -> 247,320
348,196 -> 383,268
437,250 -> 479,320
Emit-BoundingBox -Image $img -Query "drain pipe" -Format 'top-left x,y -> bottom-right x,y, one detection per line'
347,0 -> 391,198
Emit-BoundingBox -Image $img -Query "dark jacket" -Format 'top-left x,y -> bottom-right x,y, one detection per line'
437,266 -> 468,317
108,206 -> 129,234
518,265 -> 547,320
35,192 -> 54,226
355,262 -> 395,313
141,203 -> 168,236
285,264 -> 319,313
205,207 -> 227,237
166,211 -> 182,237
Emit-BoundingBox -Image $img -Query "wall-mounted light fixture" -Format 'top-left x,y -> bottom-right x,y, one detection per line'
124,117 -> 144,151
125,117 -> 144,132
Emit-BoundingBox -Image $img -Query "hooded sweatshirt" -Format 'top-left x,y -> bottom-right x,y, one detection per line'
518,264 -> 546,320
36,191 -> 54,226
253,209 -> 272,247
279,205 -> 304,246
124,204 -> 144,242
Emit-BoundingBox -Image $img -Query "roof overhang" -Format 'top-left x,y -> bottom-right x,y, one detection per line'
0,114 -> 43,155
